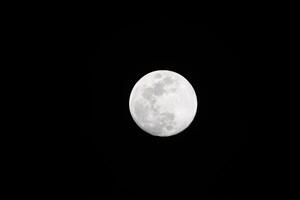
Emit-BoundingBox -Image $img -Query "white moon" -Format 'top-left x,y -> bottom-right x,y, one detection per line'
129,70 -> 198,137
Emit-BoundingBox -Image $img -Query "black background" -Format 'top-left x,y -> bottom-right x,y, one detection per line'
77,10 -> 250,199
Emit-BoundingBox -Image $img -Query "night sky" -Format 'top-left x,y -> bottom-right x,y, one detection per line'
78,11 -> 250,199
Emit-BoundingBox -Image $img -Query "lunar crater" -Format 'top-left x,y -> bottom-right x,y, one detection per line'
154,73 -> 162,79
163,76 -> 174,85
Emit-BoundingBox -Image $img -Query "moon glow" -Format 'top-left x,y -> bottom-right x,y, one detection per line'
129,70 -> 198,137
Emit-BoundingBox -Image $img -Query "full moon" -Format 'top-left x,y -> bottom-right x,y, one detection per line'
129,70 -> 197,137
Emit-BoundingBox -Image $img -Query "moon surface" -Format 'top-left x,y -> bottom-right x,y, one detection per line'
129,70 -> 198,137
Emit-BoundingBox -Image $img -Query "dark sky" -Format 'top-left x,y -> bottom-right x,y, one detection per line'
78,10 -> 250,199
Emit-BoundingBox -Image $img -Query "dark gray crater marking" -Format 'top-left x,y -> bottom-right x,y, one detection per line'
163,76 -> 174,85
141,75 -> 175,102
137,75 -> 178,135
133,100 -> 149,123
154,73 -> 162,79
153,82 -> 166,96
141,80 -> 168,112
143,111 -> 176,135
